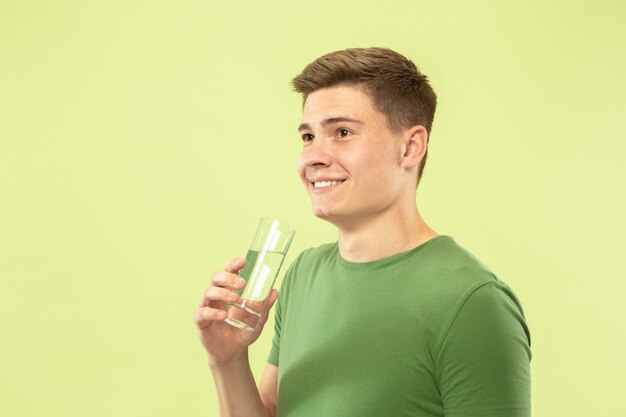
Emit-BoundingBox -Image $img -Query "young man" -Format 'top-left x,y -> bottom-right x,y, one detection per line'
193,47 -> 531,417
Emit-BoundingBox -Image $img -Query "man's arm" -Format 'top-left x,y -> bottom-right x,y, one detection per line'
210,359 -> 277,417
193,257 -> 280,417
258,364 -> 279,417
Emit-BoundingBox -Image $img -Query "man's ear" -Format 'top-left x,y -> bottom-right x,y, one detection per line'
400,125 -> 428,170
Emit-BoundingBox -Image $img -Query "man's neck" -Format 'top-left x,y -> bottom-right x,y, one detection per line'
336,204 -> 438,263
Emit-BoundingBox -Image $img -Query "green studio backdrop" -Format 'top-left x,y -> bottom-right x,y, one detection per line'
1,1 -> 624,416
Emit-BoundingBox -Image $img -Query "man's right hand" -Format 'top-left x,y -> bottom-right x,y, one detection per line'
193,257 -> 279,366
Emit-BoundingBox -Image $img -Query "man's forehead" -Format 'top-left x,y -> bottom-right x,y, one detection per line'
299,86 -> 375,127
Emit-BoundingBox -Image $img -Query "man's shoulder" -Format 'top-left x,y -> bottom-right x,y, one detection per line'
418,235 -> 494,272
408,235 -> 501,293
403,237 -> 517,339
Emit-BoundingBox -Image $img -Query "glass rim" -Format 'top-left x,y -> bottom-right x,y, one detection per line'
259,216 -> 295,235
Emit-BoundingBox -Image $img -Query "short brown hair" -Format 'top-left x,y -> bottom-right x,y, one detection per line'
292,47 -> 437,187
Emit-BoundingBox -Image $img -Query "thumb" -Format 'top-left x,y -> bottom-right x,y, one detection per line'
258,289 -> 279,326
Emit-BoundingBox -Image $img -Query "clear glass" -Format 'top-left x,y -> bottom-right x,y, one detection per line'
225,217 -> 295,331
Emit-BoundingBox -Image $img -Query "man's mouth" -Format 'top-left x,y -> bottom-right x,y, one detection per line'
313,180 -> 345,188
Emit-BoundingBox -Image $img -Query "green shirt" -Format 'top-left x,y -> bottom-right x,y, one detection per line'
268,235 -> 531,417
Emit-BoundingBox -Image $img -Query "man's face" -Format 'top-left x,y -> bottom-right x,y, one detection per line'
297,85 -> 410,227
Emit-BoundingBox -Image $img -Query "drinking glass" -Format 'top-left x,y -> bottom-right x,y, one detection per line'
224,217 -> 295,331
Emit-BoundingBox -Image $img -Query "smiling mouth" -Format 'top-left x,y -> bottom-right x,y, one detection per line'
312,180 -> 345,188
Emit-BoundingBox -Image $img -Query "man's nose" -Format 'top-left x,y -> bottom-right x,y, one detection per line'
300,140 -> 333,167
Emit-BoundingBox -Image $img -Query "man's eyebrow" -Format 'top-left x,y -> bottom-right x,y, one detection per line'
298,117 -> 364,132
298,122 -> 312,132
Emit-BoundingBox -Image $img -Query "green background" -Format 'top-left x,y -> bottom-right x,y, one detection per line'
1,1 -> 624,416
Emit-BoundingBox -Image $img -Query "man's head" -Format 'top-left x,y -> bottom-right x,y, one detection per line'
292,47 -> 437,187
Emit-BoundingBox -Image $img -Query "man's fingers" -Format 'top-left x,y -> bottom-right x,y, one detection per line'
212,270 -> 247,290
199,285 -> 241,308
193,306 -> 227,328
224,257 -> 246,274
211,257 -> 248,290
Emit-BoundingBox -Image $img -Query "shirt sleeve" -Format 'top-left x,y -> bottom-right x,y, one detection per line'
436,280 -> 532,417
267,287 -> 283,366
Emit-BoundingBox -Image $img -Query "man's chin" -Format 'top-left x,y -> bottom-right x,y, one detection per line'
311,204 -> 336,221
312,207 -> 331,220
311,206 -> 351,227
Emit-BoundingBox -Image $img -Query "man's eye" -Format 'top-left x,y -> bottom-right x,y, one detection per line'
337,128 -> 351,138
302,133 -> 314,142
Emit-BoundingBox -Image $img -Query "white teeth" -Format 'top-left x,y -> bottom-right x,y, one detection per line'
314,180 -> 342,188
